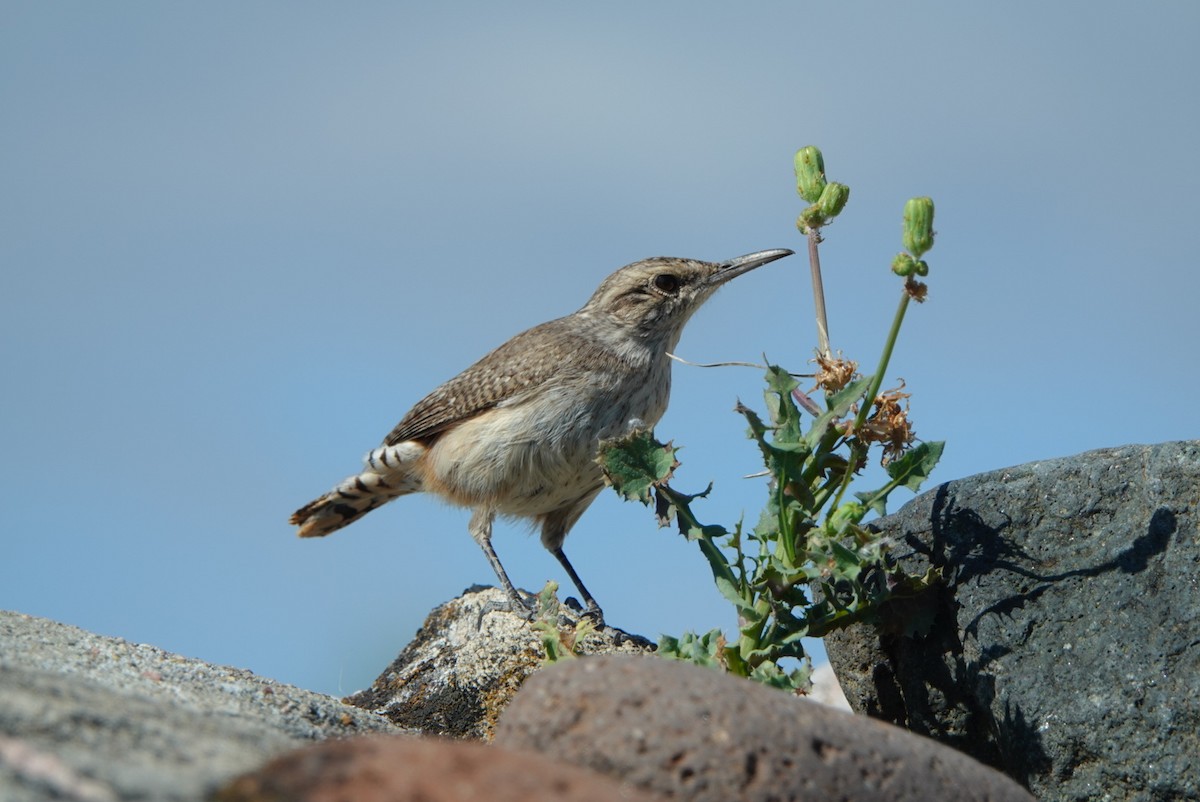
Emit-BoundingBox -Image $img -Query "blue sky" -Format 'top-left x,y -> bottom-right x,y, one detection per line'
3,3 -> 1197,696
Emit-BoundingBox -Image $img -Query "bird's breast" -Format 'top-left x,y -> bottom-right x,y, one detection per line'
420,360 -> 672,515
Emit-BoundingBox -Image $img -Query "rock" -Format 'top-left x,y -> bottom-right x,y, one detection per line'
495,654 -> 1033,801
215,735 -> 663,802
809,662 -> 851,711
345,585 -> 654,739
0,611 -> 401,802
823,441 -> 1200,801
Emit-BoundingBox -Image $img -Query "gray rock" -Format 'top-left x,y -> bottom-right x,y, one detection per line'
215,735 -> 665,802
0,611 -> 401,802
824,441 -> 1200,801
346,585 -> 654,739
495,654 -> 1034,801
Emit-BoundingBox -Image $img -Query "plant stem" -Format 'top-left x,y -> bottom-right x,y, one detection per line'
828,288 -> 912,514
807,227 -> 832,359
854,288 -> 911,433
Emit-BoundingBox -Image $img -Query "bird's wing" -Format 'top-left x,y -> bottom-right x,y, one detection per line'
383,318 -> 616,445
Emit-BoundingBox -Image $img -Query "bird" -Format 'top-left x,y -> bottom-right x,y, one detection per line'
290,248 -> 793,625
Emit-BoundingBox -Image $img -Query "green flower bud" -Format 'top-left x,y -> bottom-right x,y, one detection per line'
891,253 -> 916,276
794,146 -> 827,203
797,204 -> 826,231
817,181 -> 850,219
902,197 -> 935,257
915,259 -> 929,276
827,501 -> 867,535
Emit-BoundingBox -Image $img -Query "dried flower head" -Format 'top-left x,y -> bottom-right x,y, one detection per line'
812,353 -> 859,394
856,382 -> 916,465
904,277 -> 928,302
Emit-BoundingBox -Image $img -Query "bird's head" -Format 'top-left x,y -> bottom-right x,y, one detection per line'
579,249 -> 793,344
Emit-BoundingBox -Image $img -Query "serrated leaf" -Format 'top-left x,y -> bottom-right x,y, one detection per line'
763,366 -> 803,441
885,440 -> 945,493
853,440 -> 945,516
596,429 -> 679,504
657,629 -> 726,669
654,484 -> 722,538
805,375 -> 873,449
853,486 -> 891,517
737,400 -> 770,440
748,660 -> 812,693
685,523 -> 729,542
697,535 -> 753,614
765,364 -> 800,397
829,541 -> 863,582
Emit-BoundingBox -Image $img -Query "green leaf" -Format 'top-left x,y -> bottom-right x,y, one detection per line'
657,629 -> 726,669
748,659 -> 812,693
532,581 -> 578,663
829,541 -> 864,582
886,440 -> 945,493
739,396 -> 811,491
596,429 -> 679,504
805,375 -> 873,449
853,485 -> 891,517
658,483 -> 715,533
738,400 -> 770,441
853,440 -> 945,516
764,366 -> 803,441
825,501 -> 866,535
697,535 -> 753,614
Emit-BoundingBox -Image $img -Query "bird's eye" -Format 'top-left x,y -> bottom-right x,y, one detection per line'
652,273 -> 680,294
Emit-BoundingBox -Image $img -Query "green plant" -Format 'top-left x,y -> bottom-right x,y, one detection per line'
531,580 -> 597,663
596,147 -> 944,693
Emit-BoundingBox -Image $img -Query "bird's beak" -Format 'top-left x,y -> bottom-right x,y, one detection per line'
708,248 -> 794,286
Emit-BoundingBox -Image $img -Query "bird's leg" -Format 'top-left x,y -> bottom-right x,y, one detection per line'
468,509 -> 534,616
551,546 -> 605,628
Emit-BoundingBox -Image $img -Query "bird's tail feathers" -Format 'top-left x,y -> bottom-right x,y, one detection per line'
290,442 -> 426,538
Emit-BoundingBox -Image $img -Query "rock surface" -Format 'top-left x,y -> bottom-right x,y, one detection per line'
0,611 -> 401,802
215,735 -> 664,802
824,441 -> 1200,801
7,439 -> 1197,801
495,654 -> 1034,802
345,585 -> 654,739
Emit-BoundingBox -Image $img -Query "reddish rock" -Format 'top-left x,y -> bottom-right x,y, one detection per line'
215,735 -> 662,802
495,654 -> 1034,802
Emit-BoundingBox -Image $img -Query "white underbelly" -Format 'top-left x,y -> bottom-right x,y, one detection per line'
421,365 -> 670,516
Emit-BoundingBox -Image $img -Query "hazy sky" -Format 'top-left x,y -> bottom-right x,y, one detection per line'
3,3 -> 1197,696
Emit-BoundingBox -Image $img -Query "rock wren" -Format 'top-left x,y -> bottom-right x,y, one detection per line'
290,248 -> 793,624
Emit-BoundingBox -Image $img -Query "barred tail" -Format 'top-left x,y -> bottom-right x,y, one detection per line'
290,442 -> 427,538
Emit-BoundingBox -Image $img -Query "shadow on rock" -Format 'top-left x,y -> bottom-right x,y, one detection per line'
824,441 -> 1200,801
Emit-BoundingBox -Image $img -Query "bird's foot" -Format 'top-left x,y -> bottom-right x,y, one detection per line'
563,595 -> 606,630
504,588 -> 539,619
473,587 -> 537,627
